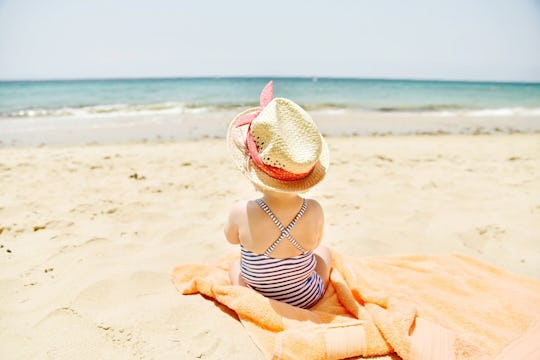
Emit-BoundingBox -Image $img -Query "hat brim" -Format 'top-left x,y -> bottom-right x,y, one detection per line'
227,108 -> 329,193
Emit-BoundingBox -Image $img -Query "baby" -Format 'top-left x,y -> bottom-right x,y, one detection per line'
225,81 -> 331,309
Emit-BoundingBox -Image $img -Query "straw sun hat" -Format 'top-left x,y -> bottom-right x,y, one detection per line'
227,81 -> 329,193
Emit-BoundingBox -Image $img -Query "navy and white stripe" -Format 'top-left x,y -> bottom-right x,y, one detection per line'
239,199 -> 325,309
241,246 -> 324,308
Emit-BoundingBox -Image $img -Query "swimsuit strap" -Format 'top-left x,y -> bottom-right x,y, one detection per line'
255,198 -> 308,257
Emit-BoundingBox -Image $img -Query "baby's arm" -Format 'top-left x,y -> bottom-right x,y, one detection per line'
224,201 -> 243,244
309,199 -> 325,248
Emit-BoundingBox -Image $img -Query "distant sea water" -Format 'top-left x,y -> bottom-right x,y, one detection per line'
1,77 -> 539,146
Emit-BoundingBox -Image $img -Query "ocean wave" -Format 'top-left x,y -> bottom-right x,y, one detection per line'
2,102 -> 351,118
2,102 -> 540,118
1,102 -> 228,118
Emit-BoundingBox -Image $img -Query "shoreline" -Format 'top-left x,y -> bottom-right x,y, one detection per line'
1,110 -> 539,147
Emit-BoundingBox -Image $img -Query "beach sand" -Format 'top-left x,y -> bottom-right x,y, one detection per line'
1,134 -> 539,359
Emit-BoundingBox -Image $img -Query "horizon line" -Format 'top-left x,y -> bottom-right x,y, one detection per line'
1,75 -> 539,86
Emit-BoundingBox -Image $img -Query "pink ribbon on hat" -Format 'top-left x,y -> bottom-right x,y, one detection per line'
235,81 -> 314,181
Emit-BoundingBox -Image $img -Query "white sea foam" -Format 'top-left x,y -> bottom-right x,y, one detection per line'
4,102 -> 214,118
5,102 -> 540,120
466,107 -> 540,117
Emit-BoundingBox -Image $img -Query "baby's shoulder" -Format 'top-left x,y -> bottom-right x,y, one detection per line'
228,199 -> 261,217
305,198 -> 324,215
228,200 -> 248,214
226,200 -> 248,228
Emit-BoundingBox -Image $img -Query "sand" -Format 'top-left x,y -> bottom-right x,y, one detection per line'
1,134 -> 539,359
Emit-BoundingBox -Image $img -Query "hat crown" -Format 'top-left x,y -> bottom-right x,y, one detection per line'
251,98 -> 322,174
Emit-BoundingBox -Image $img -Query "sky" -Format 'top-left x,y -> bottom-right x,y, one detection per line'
0,0 -> 539,82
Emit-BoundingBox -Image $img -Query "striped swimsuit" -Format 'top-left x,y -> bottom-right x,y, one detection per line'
240,198 -> 325,309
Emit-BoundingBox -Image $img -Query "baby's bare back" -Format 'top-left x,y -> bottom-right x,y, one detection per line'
237,197 -> 324,258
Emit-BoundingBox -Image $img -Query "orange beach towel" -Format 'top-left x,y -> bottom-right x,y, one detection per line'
172,250 -> 540,359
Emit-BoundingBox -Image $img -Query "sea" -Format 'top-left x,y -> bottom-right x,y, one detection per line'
1,77 -> 539,146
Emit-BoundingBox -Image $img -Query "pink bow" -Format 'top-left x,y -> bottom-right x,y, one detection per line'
235,80 -> 274,127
